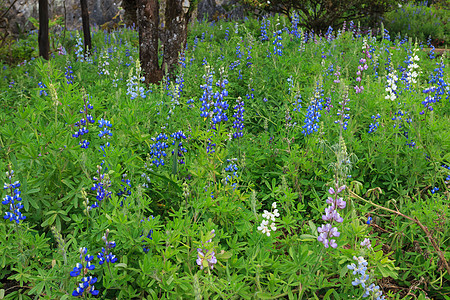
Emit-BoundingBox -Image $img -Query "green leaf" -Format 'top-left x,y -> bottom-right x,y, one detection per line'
172,142 -> 178,175
216,251 -> 232,260
145,169 -> 182,193
255,292 -> 275,299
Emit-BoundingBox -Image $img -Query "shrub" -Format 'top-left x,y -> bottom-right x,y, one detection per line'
383,1 -> 450,47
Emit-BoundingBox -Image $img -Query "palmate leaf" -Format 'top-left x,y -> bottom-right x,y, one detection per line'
145,169 -> 182,194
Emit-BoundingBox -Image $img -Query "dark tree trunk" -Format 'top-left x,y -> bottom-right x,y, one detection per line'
122,0 -> 138,26
80,0 -> 92,53
138,0 -> 163,84
163,0 -> 188,76
38,0 -> 49,60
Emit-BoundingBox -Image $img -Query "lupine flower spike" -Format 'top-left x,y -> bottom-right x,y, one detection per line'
2,168 -> 26,224
98,229 -> 118,266
317,184 -> 346,248
347,256 -> 386,300
196,229 -> 217,270
257,202 -> 279,237
70,247 -> 99,297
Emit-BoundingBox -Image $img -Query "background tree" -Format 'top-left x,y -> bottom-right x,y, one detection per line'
245,0 -> 404,33
80,0 -> 92,53
38,0 -> 49,59
137,0 -> 193,84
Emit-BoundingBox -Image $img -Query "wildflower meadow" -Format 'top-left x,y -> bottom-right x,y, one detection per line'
0,12 -> 449,300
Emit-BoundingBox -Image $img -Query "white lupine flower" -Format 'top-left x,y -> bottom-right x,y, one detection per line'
270,222 -> 276,231
385,68 -> 398,101
272,209 -> 280,218
262,210 -> 271,219
257,202 -> 279,236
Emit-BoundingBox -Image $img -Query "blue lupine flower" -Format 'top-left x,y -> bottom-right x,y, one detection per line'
90,165 -> 112,209
211,78 -> 229,129
2,169 -> 26,224
229,60 -> 241,71
246,45 -> 253,68
352,273 -> 369,287
366,216 -> 372,225
348,256 -> 386,299
65,65 -> 74,84
70,263 -> 83,277
199,69 -> 214,119
232,98 -> 245,139
126,75 -> 147,100
302,83 -> 324,135
273,30 -> 283,56
171,131 -> 188,164
117,174 -> 131,206
98,229 -> 118,265
206,138 -> 216,154
260,18 -> 269,41
290,13 -> 301,38
224,160 -> 239,189
141,216 -> 154,253
236,44 -> 243,59
368,114 -> 381,133
149,133 -> 169,167
72,98 -> 95,149
98,118 -> 113,151
74,35 -> 84,62
38,82 -> 48,96
71,248 -> 99,297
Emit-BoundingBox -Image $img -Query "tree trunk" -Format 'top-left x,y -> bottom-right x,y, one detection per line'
38,0 -> 49,60
122,0 -> 138,27
138,0 -> 163,84
80,0 -> 92,53
163,0 -> 188,76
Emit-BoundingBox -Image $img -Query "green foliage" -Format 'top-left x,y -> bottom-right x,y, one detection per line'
0,14 -> 449,299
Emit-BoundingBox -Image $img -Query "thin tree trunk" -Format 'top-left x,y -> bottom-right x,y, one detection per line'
138,0 -> 163,84
38,0 -> 49,60
80,0 -> 92,53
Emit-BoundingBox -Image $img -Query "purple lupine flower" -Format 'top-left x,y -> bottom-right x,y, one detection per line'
317,184 -> 346,248
196,230 -> 218,270
354,41 -> 370,94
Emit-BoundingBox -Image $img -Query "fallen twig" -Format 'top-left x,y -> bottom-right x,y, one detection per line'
349,190 -> 450,276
